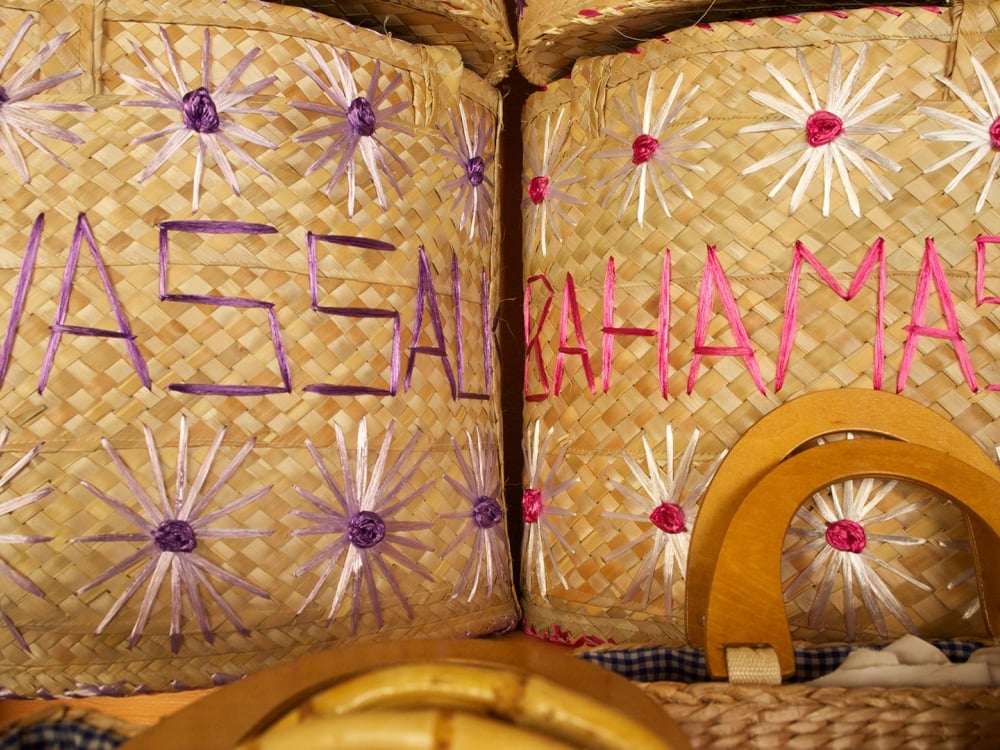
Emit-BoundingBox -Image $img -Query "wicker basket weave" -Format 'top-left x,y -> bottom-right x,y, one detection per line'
519,0 -> 1000,648
0,0 -> 516,695
283,0 -> 515,84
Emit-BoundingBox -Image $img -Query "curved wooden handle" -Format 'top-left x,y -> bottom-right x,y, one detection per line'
687,388 -> 1000,647
704,439 -> 1000,680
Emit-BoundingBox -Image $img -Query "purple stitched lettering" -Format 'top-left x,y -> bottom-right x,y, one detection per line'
405,246 -> 457,398
453,253 -> 492,400
0,213 -> 43,389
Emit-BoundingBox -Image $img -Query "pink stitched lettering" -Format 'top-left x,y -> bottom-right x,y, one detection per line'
39,214 -> 151,394
975,235 -> 1000,391
158,220 -> 290,396
897,237 -> 979,393
0,214 -> 43,389
688,246 -> 765,395
777,239 -> 887,391
453,253 -> 492,400
602,256 -> 655,393
405,246 -> 457,398
524,273 -> 554,402
305,233 -> 401,397
554,272 -> 596,395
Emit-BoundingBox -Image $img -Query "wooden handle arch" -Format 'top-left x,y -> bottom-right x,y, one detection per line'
704,439 -> 1000,680
687,388 -> 1000,647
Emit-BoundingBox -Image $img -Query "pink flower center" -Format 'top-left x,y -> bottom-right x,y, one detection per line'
631,134 -> 659,164
529,175 -> 550,205
990,116 -> 1000,150
522,487 -> 543,523
649,502 -> 687,534
825,519 -> 867,553
805,110 -> 843,147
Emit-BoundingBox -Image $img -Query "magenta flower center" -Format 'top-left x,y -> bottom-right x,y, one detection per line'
989,116 -> 1000,150
153,519 -> 198,553
182,87 -> 221,134
825,519 -> 867,553
805,110 -> 843,147
631,134 -> 659,164
522,488 -> 543,523
466,155 -> 486,186
348,510 -> 386,548
649,502 -> 687,534
529,175 -> 550,205
472,496 -> 503,529
347,96 -> 377,137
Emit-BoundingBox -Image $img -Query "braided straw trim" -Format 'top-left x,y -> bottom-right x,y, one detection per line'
641,680 -> 1000,749
280,0 -> 514,84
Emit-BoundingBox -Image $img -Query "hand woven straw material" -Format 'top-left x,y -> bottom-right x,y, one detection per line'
0,0 -> 516,694
520,0 -> 1000,649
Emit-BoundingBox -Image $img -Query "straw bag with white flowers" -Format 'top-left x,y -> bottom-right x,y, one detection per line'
519,0 -> 1000,653
0,0 -> 516,695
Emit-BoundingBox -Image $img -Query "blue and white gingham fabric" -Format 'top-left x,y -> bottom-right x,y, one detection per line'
0,717 -> 129,750
578,640 -> 988,683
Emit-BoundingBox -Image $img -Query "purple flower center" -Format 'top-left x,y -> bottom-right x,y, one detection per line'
990,116 -> 1000,150
805,110 -> 843,147
649,502 -> 687,534
522,488 -> 543,523
347,96 -> 377,137
348,510 -> 386,548
0,86 -> 8,105
466,155 -> 486,186
153,519 -> 197,553
182,87 -> 221,134
825,519 -> 867,553
529,175 -> 550,205
631,134 -> 659,164
472,496 -> 503,529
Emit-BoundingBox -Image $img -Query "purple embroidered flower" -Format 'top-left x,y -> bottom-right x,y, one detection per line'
440,429 -> 511,602
784,435 -> 931,640
604,426 -> 725,615
0,14 -> 94,184
292,419 -> 433,633
292,47 -> 412,217
521,420 -> 577,599
438,100 -> 496,245
595,71 -> 709,227
122,27 -> 278,213
523,110 -> 584,256
0,430 -> 53,652
71,416 -> 273,652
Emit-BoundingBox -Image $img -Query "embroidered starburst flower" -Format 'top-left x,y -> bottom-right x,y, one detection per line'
595,71 -> 709,228
919,56 -> 1000,213
523,110 -> 584,256
292,46 -> 412,217
0,15 -> 93,183
438,100 -> 495,245
603,427 -> 726,616
0,429 -> 52,652
521,420 -> 577,599
292,419 -> 433,633
740,45 -> 902,217
72,417 -> 273,652
439,428 -> 510,602
783,436 -> 931,640
122,27 -> 278,212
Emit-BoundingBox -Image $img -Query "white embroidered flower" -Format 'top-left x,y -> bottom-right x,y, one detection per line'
595,71 -> 709,227
521,420 -> 577,598
523,110 -> 584,256
603,426 -> 726,616
919,56 -> 1000,212
740,45 -> 901,217
784,436 -> 931,640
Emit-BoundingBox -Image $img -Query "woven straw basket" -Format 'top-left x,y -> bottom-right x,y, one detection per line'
519,0 -> 1000,649
515,0 -> 917,85
0,0 -> 516,695
282,0 -> 514,84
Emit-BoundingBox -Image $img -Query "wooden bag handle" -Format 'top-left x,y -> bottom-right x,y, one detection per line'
703,439 -> 1000,680
687,388 -> 1000,647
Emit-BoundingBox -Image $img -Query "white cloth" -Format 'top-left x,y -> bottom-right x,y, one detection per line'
809,635 -> 1000,688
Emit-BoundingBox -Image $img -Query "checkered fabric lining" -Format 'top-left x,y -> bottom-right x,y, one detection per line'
577,641 -> 988,683
0,718 -> 128,750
